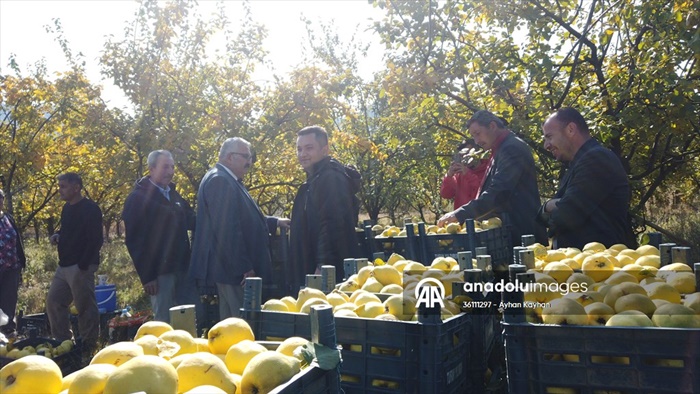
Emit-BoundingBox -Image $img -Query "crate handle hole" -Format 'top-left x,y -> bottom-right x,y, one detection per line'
590,355 -> 612,364
370,346 -> 401,356
609,356 -> 630,365
543,353 -> 563,362
545,387 -> 579,394
342,344 -> 362,353
340,374 -> 360,383
644,357 -> 684,367
561,354 -> 581,363
371,379 -> 400,389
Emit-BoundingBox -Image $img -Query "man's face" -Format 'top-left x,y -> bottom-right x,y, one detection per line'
58,180 -> 80,202
296,134 -> 328,171
468,122 -> 498,150
150,154 -> 175,188
227,145 -> 253,179
542,118 -> 574,162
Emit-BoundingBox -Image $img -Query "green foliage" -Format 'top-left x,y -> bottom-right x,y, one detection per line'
100,0 -> 269,198
3,0 -> 699,250
372,0 -> 700,219
16,244 -> 56,314
0,68 -> 109,235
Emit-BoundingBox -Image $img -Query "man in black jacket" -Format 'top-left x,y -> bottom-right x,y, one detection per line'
438,110 -> 547,247
47,173 -> 103,352
290,126 -> 361,293
537,108 -> 632,249
123,150 -> 198,322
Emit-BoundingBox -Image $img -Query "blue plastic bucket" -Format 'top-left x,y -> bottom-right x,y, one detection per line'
96,284 -> 117,313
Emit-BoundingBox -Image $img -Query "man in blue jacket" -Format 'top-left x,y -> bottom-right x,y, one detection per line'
123,150 -> 198,323
189,137 -> 289,319
537,107 -> 632,249
438,110 -> 547,247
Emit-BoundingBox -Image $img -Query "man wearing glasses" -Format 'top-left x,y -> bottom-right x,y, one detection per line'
189,137 -> 289,319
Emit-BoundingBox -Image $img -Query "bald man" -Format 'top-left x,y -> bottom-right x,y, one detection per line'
537,107 -> 632,249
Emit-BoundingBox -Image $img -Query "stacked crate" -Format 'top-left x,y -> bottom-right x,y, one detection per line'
361,220 -> 513,269
0,329 -> 81,376
241,278 -> 500,393
419,219 -> 512,269
272,304 -> 341,394
502,262 -> 700,393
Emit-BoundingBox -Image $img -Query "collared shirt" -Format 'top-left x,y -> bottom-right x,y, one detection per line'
149,178 -> 171,201
476,130 -> 509,196
218,164 -> 239,183
218,163 -> 265,219
490,130 -> 510,155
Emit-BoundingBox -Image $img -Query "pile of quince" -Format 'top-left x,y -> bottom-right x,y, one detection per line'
522,241 -> 700,328
0,339 -> 74,360
263,253 -> 472,322
1,318 -> 314,394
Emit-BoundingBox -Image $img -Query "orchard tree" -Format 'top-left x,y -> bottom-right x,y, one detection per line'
372,0 -> 700,225
288,16 -> 458,223
0,61 -> 110,238
251,65 -> 345,216
100,0 -> 269,201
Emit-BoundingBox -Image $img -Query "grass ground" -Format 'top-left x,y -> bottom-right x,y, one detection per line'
17,240 -> 150,316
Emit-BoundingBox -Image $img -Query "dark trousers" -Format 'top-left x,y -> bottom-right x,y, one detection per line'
0,267 -> 21,333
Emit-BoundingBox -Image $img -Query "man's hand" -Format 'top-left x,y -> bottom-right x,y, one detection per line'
143,280 -> 158,296
544,198 -> 561,213
446,162 -> 466,177
437,211 -> 459,227
277,218 -> 291,229
49,234 -> 60,246
241,269 -> 256,286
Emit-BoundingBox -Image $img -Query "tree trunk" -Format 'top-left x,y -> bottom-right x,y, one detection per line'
46,217 -> 56,238
33,219 -> 40,243
103,220 -> 112,243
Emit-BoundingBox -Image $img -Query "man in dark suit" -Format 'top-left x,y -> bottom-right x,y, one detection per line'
537,107 -> 632,249
189,137 -> 289,319
122,150 -> 198,323
438,110 -> 547,247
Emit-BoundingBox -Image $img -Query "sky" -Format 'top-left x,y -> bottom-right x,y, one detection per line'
0,0 -> 386,109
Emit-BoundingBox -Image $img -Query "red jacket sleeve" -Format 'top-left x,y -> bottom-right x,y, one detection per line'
440,175 -> 457,199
